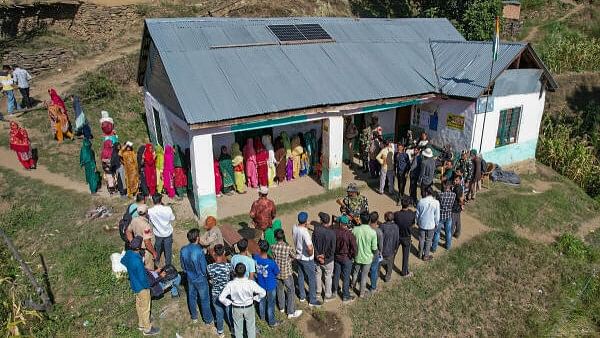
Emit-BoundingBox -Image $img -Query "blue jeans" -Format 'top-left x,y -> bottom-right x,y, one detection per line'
212,294 -> 231,333
4,90 -> 20,114
187,279 -> 214,324
333,259 -> 353,300
258,288 -> 277,326
297,259 -> 318,304
369,255 -> 381,291
432,218 -> 453,251
159,274 -> 181,296
154,235 -> 173,266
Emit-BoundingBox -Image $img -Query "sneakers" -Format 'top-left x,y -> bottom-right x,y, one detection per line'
191,319 -> 198,324
216,329 -> 225,337
287,310 -> 303,319
401,272 -> 414,278
299,298 -> 307,303
143,327 -> 160,336
324,295 -> 336,303
280,309 -> 285,313
308,301 -> 322,308
270,321 -> 282,328
342,296 -> 356,304
423,255 -> 433,261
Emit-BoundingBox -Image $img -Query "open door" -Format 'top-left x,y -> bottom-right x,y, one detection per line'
395,106 -> 412,143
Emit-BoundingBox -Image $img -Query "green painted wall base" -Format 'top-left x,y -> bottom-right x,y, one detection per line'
321,166 -> 343,190
195,193 -> 217,221
482,138 -> 537,167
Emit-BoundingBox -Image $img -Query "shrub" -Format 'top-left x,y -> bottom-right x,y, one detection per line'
75,73 -> 118,100
538,23 -> 600,73
555,233 -> 589,260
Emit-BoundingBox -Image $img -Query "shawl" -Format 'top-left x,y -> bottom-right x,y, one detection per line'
164,145 -> 175,173
155,144 -> 165,170
80,139 -> 95,166
173,145 -> 184,168
254,137 -> 265,152
144,144 -> 155,165
243,138 -> 256,159
110,143 -> 122,172
137,146 -> 146,171
73,96 -> 87,131
101,140 -> 113,161
262,135 -> 275,165
281,131 -> 291,155
231,142 -> 244,166
48,88 -> 66,113
9,122 -> 30,153
291,135 -> 303,156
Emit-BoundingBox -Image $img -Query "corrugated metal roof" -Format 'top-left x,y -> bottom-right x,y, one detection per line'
141,17 -> 464,125
493,69 -> 542,96
431,40 -> 527,98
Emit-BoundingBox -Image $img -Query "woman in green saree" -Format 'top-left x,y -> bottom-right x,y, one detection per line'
79,138 -> 100,194
219,145 -> 235,195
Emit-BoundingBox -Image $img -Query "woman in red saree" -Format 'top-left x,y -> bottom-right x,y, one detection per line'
143,144 -> 157,196
214,158 -> 223,196
9,122 -> 35,169
48,88 -> 67,113
254,137 -> 269,187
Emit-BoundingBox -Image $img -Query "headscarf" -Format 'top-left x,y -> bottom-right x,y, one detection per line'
173,145 -> 184,168
164,145 -> 175,171
48,88 -> 66,113
137,145 -> 146,170
281,131 -> 291,155
155,144 -> 165,169
73,96 -> 86,130
110,142 -> 121,172
144,144 -> 155,164
231,142 -> 243,166
101,140 -> 113,161
9,122 -> 30,152
254,137 -> 265,152
291,135 -> 303,156
243,138 -> 256,157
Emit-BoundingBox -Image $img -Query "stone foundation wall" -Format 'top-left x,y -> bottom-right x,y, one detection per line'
1,48 -> 74,76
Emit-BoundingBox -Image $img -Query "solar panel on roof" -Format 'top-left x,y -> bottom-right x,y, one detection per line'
267,24 -> 305,42
296,24 -> 332,40
268,24 -> 333,43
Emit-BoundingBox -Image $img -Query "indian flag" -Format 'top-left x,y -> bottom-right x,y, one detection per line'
492,16 -> 500,61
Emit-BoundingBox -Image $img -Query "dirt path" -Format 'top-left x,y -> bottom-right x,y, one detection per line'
577,215 -> 600,240
524,0 -> 585,42
30,42 -> 140,98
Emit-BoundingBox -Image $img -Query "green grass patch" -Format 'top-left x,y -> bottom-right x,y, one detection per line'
468,175 -> 599,232
350,231 -> 564,336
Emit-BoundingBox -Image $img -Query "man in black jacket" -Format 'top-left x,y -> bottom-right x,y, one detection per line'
379,212 -> 400,282
313,212 -> 337,302
394,197 -> 415,277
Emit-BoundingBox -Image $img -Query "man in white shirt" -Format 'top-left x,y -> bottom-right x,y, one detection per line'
11,65 -> 33,108
219,263 -> 266,338
292,212 -> 322,307
416,187 -> 440,261
148,194 -> 175,267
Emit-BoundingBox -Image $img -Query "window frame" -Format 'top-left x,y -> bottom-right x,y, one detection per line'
495,106 -> 522,148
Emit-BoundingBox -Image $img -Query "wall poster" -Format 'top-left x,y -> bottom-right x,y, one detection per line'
446,114 -> 465,131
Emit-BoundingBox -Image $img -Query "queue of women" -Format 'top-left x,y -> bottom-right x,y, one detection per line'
213,130 -> 320,197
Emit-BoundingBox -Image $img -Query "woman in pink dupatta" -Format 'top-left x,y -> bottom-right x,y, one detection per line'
255,137 -> 269,187
214,158 -> 223,196
163,145 -> 176,198
243,138 -> 258,188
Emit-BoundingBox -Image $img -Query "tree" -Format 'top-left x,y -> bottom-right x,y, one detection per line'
462,0 -> 502,40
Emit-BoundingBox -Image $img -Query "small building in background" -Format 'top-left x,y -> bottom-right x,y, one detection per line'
502,0 -> 522,37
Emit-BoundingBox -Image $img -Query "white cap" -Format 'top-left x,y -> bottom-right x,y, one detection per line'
422,148 -> 433,158
125,141 -> 133,147
100,110 -> 114,124
259,186 -> 269,195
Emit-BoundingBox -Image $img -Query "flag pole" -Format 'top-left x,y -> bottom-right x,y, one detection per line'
478,16 -> 500,153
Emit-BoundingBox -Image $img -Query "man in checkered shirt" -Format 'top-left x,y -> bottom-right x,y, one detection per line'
432,181 -> 456,251
270,229 -> 303,319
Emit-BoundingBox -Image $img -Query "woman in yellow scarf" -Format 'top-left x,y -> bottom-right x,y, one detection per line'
291,135 -> 303,179
231,142 -> 246,193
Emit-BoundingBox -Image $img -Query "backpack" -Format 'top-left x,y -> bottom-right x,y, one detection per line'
118,204 -> 136,243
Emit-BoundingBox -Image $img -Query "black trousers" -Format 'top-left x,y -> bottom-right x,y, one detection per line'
381,252 -> 396,282
399,237 -> 411,276
452,212 -> 462,237
409,176 -> 418,204
396,173 -> 407,197
420,182 -> 432,198
19,87 -> 32,108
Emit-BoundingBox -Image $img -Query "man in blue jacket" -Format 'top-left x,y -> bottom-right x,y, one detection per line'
180,228 -> 214,325
121,236 -> 160,336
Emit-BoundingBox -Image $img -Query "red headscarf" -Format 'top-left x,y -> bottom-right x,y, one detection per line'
101,140 -> 113,160
144,144 -> 155,165
9,122 -> 30,152
48,88 -> 67,113
254,137 -> 265,151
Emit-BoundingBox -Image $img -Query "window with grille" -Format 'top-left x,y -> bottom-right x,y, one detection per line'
496,107 -> 522,147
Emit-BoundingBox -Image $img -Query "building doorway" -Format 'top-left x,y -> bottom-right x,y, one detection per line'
234,127 -> 273,147
395,106 -> 412,143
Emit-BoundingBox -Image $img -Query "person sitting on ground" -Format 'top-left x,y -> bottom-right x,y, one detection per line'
207,244 -> 233,337
249,186 -> 276,235
416,187 -> 440,261
219,263 -> 266,338
148,194 -> 175,267
231,239 -> 256,280
367,212 -> 383,293
313,212 -> 337,302
351,213 -> 378,298
333,215 -> 357,303
126,204 -> 158,270
379,211 -> 400,282
147,264 -> 182,299
293,212 -> 322,307
121,236 -> 160,336
394,197 -> 415,277
271,229 -> 302,318
198,216 -> 224,255
180,228 -> 214,325
253,240 -> 281,327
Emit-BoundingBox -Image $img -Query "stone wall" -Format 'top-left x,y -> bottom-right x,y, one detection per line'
1,48 -> 74,75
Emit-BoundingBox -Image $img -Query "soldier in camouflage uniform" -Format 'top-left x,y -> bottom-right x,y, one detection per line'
359,125 -> 372,172
456,151 -> 473,195
336,183 -> 369,226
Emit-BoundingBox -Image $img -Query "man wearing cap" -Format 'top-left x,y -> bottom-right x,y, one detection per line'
293,212 -> 322,307
419,147 -> 435,198
333,215 -> 357,303
126,204 -> 157,270
249,186 -> 277,235
121,236 -> 160,336
312,212 -> 336,302
337,183 -> 368,225
359,123 -> 372,172
351,213 -> 378,297
198,216 -> 224,255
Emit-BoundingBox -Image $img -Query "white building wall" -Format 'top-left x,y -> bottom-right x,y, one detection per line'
415,98 -> 476,151
212,133 -> 235,157
472,91 -> 546,153
372,109 -> 396,138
